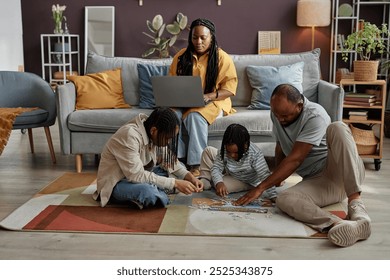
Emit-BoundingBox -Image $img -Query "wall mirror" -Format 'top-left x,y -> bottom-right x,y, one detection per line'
84,6 -> 115,72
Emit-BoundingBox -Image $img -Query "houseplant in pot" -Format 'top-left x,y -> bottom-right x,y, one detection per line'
142,13 -> 189,58
342,21 -> 389,81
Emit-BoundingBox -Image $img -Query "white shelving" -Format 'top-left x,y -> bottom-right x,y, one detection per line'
40,34 -> 80,85
329,0 -> 390,84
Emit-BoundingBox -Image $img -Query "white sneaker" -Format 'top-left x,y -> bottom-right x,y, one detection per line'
328,219 -> 371,247
348,199 -> 371,222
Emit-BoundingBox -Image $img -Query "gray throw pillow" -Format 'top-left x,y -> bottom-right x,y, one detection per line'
246,61 -> 304,110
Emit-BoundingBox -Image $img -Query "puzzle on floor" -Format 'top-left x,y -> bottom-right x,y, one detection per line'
190,196 -> 272,213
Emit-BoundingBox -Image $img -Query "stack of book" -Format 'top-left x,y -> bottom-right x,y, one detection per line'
344,93 -> 376,106
348,110 -> 368,121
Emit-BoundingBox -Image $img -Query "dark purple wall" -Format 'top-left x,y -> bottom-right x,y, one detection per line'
21,0 -> 332,80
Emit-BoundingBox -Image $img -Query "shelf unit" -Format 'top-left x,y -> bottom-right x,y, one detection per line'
340,79 -> 387,170
40,34 -> 80,85
329,0 -> 390,84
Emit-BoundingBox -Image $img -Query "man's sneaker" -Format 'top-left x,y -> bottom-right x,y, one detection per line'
328,219 -> 371,247
348,199 -> 371,222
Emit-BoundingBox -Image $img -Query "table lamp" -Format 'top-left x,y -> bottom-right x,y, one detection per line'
297,0 -> 331,49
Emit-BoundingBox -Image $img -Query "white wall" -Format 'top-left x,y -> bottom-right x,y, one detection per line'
0,0 -> 24,71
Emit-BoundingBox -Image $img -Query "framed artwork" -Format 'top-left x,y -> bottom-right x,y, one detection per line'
258,31 -> 281,54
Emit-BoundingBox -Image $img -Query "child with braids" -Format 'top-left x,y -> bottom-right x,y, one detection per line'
199,124 -> 277,200
93,107 -> 203,209
169,18 -> 238,177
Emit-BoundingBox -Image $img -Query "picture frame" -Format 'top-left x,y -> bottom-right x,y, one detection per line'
258,31 -> 281,54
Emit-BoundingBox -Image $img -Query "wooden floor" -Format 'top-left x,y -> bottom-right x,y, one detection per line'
0,123 -> 389,260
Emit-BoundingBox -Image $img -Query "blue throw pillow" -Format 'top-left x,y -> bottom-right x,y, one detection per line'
137,63 -> 170,108
246,61 -> 304,110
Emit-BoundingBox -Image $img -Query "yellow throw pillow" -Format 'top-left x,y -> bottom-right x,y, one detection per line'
67,68 -> 130,110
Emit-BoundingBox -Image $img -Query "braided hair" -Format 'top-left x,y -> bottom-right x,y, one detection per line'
144,107 -> 180,168
220,124 -> 250,161
176,18 -> 219,94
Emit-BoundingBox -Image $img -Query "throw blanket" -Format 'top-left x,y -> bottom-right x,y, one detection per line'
0,107 -> 37,155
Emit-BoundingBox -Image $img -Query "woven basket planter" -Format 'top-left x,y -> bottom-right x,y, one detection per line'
353,60 -> 379,81
350,123 -> 379,155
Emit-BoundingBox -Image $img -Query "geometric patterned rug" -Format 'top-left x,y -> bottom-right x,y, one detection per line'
0,172 -> 347,238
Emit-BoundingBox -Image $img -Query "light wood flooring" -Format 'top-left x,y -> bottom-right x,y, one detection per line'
0,123 -> 389,260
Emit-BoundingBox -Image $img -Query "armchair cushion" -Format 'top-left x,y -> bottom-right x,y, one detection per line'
67,68 -> 130,110
14,108 -> 48,126
246,61 -> 304,110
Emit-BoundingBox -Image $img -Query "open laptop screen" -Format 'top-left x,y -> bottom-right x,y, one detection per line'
151,76 -> 206,107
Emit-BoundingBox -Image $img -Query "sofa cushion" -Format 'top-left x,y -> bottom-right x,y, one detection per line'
208,107 -> 273,137
230,48 -> 321,107
137,64 -> 170,109
67,68 -> 130,110
246,61 -> 304,110
86,51 -> 172,106
68,107 -> 153,133
67,106 -> 274,137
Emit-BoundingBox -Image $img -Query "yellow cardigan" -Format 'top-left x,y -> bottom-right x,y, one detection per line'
169,48 -> 238,124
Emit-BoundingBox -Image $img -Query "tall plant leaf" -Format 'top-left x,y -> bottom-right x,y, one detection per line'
166,22 -> 180,35
152,15 -> 163,30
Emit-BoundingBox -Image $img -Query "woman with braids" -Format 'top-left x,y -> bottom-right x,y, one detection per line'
199,124 -> 277,200
169,18 -> 238,177
93,107 -> 203,209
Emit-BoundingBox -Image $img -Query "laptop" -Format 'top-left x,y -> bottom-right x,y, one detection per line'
151,76 -> 206,107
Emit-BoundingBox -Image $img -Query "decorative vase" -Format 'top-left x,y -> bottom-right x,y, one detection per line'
353,60 -> 379,81
54,20 -> 63,34
54,43 -> 69,52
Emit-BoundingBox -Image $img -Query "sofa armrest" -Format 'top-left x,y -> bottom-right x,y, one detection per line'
318,80 -> 344,122
56,82 -> 77,155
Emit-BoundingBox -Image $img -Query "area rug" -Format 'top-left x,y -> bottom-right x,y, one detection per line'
0,172 -> 347,238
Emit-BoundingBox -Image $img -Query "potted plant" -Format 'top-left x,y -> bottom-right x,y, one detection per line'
342,21 -> 389,81
142,13 -> 189,58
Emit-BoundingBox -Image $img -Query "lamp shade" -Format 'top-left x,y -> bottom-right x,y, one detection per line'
297,0 -> 331,27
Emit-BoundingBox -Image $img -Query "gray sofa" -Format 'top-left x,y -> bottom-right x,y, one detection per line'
56,49 -> 343,172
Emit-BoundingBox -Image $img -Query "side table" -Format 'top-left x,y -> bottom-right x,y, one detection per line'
339,79 -> 387,170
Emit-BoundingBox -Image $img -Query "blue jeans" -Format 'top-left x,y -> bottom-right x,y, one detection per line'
111,166 -> 170,208
175,110 -> 208,166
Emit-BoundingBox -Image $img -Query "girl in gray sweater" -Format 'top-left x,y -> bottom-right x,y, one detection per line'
199,124 -> 277,200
